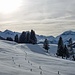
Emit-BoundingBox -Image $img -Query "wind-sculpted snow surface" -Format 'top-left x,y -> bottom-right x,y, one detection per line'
0,40 -> 75,75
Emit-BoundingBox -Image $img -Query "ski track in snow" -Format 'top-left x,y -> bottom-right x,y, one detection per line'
0,40 -> 75,75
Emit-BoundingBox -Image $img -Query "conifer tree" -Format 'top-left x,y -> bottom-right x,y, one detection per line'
14,34 -> 18,43
43,39 -> 49,53
57,37 -> 64,58
19,31 -> 26,43
68,38 -> 73,55
6,37 -> 13,41
30,30 -> 37,44
63,45 -> 69,58
26,31 -> 30,43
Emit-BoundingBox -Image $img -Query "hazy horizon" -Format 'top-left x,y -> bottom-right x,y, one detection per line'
0,0 -> 75,36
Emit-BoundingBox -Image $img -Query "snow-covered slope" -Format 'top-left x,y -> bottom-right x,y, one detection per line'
0,40 -> 75,75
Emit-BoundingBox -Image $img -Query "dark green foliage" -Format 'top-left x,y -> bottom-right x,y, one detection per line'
6,37 -> 13,41
26,31 -> 30,43
63,45 -> 69,58
14,34 -> 18,43
30,30 -> 37,44
0,36 -> 5,40
73,55 -> 75,61
68,38 -> 73,50
19,31 -> 26,43
18,30 -> 37,44
43,39 -> 49,53
57,37 -> 69,58
57,37 -> 64,57
58,37 -> 63,50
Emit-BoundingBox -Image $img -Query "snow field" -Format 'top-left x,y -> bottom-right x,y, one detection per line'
0,40 -> 75,75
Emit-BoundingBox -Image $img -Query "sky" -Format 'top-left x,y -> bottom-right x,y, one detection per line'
0,0 -> 75,36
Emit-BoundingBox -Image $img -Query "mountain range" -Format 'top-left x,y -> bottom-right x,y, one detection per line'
0,30 -> 75,44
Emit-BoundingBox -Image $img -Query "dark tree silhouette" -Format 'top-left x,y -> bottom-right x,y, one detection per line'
68,38 -> 74,55
56,37 -> 64,58
43,39 -> 49,53
19,31 -> 26,43
6,37 -> 13,41
14,34 -> 18,43
30,30 -> 37,44
26,31 -> 30,43
63,45 -> 69,58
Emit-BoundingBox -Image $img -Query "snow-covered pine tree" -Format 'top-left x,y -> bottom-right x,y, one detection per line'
68,38 -> 74,55
67,38 -> 75,60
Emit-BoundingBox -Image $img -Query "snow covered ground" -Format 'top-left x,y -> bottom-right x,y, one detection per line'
0,40 -> 75,75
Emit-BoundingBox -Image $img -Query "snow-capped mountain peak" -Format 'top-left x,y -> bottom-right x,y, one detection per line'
55,30 -> 75,43
0,30 -> 20,39
3,29 -> 15,35
0,30 -> 75,44
62,30 -> 75,35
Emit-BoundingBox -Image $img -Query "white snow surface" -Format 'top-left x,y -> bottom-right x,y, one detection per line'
0,40 -> 75,75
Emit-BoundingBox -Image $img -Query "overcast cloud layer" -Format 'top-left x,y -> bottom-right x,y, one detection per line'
0,0 -> 75,36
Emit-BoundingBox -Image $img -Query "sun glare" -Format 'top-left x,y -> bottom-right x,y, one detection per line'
0,0 -> 22,14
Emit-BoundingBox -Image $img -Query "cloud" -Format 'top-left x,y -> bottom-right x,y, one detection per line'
0,0 -> 75,36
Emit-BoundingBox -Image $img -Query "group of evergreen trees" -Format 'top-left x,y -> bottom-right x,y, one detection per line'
14,30 -> 37,44
43,37 -> 75,60
5,29 -> 75,60
6,37 -> 13,41
56,37 -> 69,59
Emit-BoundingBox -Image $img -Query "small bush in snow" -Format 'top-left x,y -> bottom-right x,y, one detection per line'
40,71 -> 42,75
30,69 -> 32,71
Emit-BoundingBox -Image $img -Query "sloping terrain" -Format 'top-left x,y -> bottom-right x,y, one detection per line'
0,40 -> 75,75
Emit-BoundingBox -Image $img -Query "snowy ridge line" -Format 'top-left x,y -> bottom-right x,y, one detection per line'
1,29 -> 75,44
